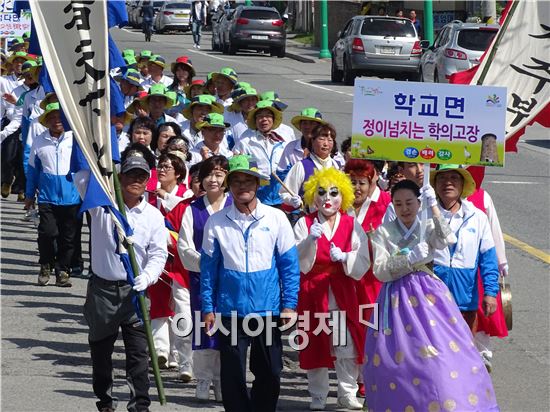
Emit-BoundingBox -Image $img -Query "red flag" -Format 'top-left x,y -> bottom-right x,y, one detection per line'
449,0 -> 550,185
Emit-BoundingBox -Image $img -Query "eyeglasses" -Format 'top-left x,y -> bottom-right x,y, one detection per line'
157,164 -> 174,171
256,113 -> 274,120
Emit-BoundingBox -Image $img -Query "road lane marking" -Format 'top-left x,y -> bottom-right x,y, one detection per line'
486,181 -> 542,185
504,233 -> 550,265
294,79 -> 354,97
186,49 -> 235,62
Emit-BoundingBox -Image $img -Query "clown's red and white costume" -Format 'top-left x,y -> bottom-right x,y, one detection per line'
294,211 -> 370,405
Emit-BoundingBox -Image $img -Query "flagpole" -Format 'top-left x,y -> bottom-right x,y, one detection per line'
476,0 -> 520,85
113,163 -> 166,406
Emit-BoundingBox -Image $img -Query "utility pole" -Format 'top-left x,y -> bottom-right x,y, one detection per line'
424,0 -> 434,45
481,0 -> 497,23
318,0 -> 331,59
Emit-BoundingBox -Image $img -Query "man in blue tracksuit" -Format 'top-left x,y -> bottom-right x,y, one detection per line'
25,103 -> 82,287
431,165 -> 499,332
200,155 -> 300,412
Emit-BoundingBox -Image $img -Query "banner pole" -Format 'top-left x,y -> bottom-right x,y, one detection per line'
476,0 -> 520,85
419,163 -> 431,243
112,163 -> 166,406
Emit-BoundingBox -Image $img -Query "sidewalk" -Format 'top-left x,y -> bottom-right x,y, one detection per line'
285,35 -> 328,64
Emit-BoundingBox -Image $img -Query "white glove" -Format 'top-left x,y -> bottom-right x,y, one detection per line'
289,195 -> 303,209
420,184 -> 437,207
133,273 -> 154,292
308,218 -> 323,240
407,242 -> 430,266
330,242 -> 347,262
498,263 -> 509,277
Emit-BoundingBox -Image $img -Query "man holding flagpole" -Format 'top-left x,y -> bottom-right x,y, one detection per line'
75,148 -> 168,412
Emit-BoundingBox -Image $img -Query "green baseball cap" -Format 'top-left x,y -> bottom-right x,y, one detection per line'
6,51 -> 31,65
148,55 -> 166,68
138,50 -> 152,61
228,85 -> 259,112
235,81 -> 252,90
259,90 -> 288,111
115,68 -> 144,89
143,84 -> 175,108
291,107 -> 327,130
212,67 -> 238,85
20,59 -> 38,73
430,164 -> 476,198
122,49 -> 135,58
182,94 -> 224,120
246,100 -> 283,130
38,102 -> 60,127
227,155 -> 269,186
124,55 -> 138,69
8,37 -> 27,51
196,113 -> 230,130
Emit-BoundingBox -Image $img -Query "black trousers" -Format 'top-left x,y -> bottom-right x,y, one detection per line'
85,277 -> 151,412
219,316 -> 283,412
90,323 -> 150,412
1,132 -> 25,193
37,203 -> 82,272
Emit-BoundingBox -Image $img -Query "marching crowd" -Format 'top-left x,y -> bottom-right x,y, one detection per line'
1,38 -> 509,412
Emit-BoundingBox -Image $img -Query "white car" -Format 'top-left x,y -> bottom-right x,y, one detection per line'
420,21 -> 499,83
154,1 -> 191,33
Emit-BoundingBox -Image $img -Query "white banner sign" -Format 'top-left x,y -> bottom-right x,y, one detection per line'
0,11 -> 31,37
351,79 -> 507,166
471,0 -> 550,138
29,0 -> 114,200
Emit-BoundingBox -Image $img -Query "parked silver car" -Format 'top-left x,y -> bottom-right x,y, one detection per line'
127,0 -> 140,28
331,16 -> 427,85
221,6 -> 286,57
131,0 -> 165,29
211,9 -> 227,51
154,1 -> 191,33
420,21 -> 499,83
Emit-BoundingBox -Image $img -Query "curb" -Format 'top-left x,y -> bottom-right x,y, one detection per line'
285,50 -> 317,63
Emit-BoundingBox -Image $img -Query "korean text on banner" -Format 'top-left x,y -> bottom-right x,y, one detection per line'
0,10 -> 31,37
351,79 -> 507,167
29,0 -> 114,203
471,1 -> 550,141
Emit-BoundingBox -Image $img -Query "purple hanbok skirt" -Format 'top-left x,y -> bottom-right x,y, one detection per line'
363,271 -> 499,412
189,271 -> 218,350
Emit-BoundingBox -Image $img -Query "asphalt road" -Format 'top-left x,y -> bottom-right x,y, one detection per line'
1,27 -> 549,411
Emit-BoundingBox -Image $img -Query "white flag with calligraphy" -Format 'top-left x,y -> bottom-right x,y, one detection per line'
29,0 -> 114,203
471,0 -> 550,139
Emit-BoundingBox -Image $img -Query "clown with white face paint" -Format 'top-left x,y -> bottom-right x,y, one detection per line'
293,168 -> 371,411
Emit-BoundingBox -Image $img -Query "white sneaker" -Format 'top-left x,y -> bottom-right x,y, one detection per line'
337,395 -> 363,410
179,362 -> 193,382
193,43 -> 197,48
310,396 -> 326,410
213,379 -> 223,402
195,379 -> 210,400
168,352 -> 179,369
196,44 -> 201,49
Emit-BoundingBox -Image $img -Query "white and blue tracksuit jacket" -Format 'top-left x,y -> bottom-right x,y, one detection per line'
200,201 -> 300,317
25,130 -> 80,206
433,200 -> 499,311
